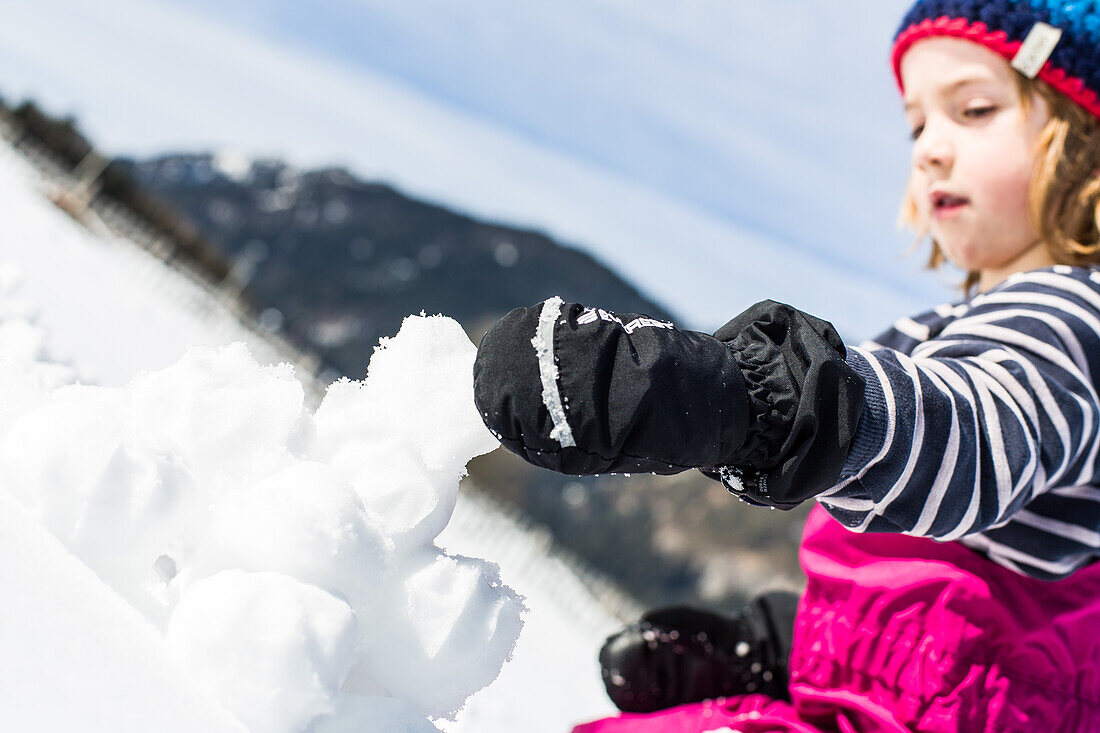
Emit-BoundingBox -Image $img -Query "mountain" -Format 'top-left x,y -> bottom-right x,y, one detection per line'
118,153 -> 676,380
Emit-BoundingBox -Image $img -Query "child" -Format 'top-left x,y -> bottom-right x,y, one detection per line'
473,1 -> 1100,731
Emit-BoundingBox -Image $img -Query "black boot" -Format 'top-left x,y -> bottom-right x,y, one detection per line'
598,591 -> 798,713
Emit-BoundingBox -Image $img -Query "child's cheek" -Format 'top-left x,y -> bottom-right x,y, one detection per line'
984,153 -> 1033,218
970,136 -> 1033,214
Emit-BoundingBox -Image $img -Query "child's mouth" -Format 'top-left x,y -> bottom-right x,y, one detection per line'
931,191 -> 969,217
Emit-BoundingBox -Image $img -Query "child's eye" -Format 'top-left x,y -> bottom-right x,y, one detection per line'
909,124 -> 924,141
963,105 -> 996,119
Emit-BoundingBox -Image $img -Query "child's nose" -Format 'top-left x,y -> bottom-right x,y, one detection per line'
913,123 -> 953,172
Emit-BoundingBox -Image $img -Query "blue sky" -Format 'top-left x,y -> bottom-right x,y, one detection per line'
0,0 -> 959,337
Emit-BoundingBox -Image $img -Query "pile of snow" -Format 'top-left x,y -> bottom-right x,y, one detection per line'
0,263 -> 523,733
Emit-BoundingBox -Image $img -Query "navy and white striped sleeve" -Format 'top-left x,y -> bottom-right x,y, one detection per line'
820,269 -> 1100,541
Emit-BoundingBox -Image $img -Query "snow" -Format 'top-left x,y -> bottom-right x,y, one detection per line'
0,144 -> 292,384
0,306 -> 518,729
196,460 -> 390,621
1,382 -> 198,624
436,491 -> 626,731
313,696 -> 440,733
0,490 -> 247,732
166,570 -> 359,733
532,296 -> 576,448
0,137 -> 627,732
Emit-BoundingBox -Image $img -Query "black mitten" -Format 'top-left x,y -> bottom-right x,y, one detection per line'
473,297 -> 752,475
473,297 -> 865,509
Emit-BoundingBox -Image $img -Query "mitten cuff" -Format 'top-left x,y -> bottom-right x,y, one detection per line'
706,300 -> 866,509
725,323 -> 799,469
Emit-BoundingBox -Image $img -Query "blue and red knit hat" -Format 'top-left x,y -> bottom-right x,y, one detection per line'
892,1 -> 1100,120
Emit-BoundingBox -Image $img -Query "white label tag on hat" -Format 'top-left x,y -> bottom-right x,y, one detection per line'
1011,22 -> 1063,78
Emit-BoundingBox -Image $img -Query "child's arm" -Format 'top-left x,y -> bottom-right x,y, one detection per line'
820,272 -> 1100,545
475,272 -> 1100,541
473,296 -> 865,509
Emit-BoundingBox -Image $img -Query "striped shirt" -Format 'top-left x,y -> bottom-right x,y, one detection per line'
821,265 -> 1100,579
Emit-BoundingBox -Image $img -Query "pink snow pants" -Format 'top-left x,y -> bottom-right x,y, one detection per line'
573,504 -> 1100,733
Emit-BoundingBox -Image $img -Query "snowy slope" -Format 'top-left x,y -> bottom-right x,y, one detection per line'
0,134 -> 625,730
0,0 -> 956,338
0,142 -> 292,386
0,490 -> 248,732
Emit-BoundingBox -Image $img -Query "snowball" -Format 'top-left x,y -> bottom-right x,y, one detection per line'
309,696 -> 439,733
353,549 -> 525,718
313,316 -> 498,550
317,434 -> 458,550
128,343 -> 311,491
196,461 -> 391,619
0,384 -> 194,623
314,315 -> 497,483
166,570 -> 358,733
368,315 -> 499,471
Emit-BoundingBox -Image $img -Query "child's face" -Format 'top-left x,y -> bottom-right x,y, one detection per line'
901,38 -> 1053,291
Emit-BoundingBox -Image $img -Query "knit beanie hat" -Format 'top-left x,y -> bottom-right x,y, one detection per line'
892,1 -> 1100,121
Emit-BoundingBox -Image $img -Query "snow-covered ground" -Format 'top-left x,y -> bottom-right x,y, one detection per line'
0,132 -> 624,730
